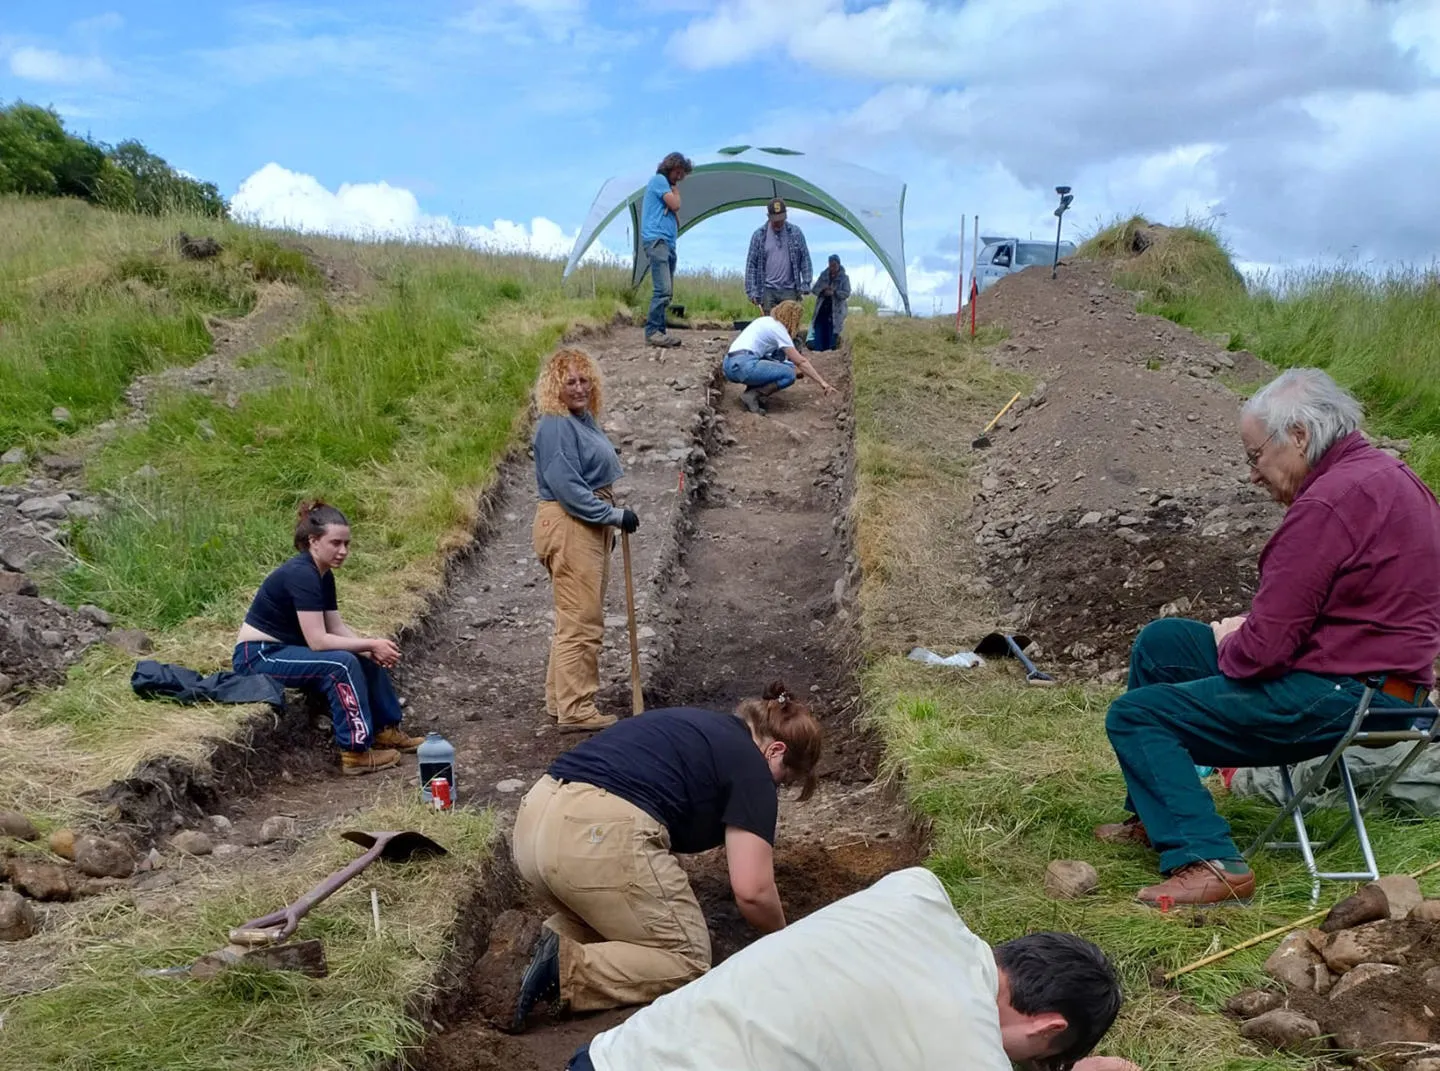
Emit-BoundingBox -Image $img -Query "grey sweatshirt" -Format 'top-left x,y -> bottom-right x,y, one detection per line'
533,411 -> 625,526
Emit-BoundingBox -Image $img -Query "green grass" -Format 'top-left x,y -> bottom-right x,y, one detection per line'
0,799 -> 496,1071
1080,215 -> 1440,491
848,314 -> 1440,1069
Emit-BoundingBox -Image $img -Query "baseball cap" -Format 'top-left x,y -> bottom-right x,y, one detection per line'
767,197 -> 787,216
828,254 -> 841,263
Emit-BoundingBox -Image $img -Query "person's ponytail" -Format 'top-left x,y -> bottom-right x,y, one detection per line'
737,679 -> 823,801
294,500 -> 349,551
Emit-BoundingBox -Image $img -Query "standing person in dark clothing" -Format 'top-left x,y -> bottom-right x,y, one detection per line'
1096,368 -> 1440,905
810,254 -> 851,351
504,681 -> 823,1030
532,347 -> 639,734
641,151 -> 693,348
744,197 -> 813,313
234,501 -> 424,776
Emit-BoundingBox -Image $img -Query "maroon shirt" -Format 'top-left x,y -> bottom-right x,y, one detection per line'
1219,432 -> 1440,687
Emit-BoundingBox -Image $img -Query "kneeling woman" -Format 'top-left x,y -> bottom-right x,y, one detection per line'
723,299 -> 837,414
234,501 -> 423,776
507,682 -> 823,1030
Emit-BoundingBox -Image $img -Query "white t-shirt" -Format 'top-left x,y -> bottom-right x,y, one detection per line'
588,867 -> 1010,1071
728,316 -> 794,359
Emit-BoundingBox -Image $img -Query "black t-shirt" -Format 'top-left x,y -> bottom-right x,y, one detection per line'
548,707 -> 778,853
243,553 -> 337,648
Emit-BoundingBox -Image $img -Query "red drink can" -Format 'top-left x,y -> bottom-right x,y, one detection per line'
429,777 -> 452,811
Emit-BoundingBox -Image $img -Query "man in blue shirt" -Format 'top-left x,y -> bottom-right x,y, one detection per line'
641,152 -> 693,348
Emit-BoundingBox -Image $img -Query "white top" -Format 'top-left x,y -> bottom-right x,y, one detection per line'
588,867 -> 1010,1071
728,316 -> 795,359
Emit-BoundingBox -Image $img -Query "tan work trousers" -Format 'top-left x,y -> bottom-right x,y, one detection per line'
512,775 -> 712,1011
533,498 -> 611,725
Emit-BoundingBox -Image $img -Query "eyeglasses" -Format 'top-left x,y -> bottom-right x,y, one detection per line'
1245,431 -> 1277,470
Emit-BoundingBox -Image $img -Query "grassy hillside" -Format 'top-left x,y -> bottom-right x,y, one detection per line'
1079,216 -> 1440,490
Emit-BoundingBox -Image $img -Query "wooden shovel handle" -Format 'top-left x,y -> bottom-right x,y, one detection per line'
622,531 -> 643,715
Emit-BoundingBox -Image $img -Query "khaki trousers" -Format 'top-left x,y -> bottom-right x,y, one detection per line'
533,499 -> 611,725
512,776 -> 712,1011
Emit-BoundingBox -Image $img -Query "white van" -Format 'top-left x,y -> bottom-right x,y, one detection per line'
975,236 -> 1076,293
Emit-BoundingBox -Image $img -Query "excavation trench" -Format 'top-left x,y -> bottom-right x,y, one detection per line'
415,332 -> 923,1071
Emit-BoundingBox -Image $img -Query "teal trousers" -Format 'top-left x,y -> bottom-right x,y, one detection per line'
1105,618 -> 1414,873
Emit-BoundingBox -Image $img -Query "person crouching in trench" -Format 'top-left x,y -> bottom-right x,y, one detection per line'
532,347 -> 639,734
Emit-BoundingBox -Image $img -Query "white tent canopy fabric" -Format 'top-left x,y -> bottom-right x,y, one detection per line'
562,147 -> 910,314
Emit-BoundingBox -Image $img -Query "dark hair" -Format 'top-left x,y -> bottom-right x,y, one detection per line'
994,933 -> 1122,1070
656,151 -> 693,178
293,499 -> 349,551
735,680 -> 823,801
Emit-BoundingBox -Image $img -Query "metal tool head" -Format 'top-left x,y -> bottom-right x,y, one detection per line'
975,632 -> 1032,656
341,829 -> 448,862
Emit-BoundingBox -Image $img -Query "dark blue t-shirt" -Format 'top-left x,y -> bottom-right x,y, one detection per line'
548,707 -> 778,853
243,553 -> 337,647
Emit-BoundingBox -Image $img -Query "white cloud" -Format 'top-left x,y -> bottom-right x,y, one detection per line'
8,46 -> 111,84
231,163 -> 607,261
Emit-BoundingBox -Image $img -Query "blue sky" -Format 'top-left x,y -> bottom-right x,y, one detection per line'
5,1 -> 1440,312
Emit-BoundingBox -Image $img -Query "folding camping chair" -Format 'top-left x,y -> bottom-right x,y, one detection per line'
1243,676 -> 1440,904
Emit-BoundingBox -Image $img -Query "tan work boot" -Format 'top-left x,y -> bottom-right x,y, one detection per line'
1094,816 -> 1151,847
557,712 -> 618,734
340,748 -> 400,776
1137,861 -> 1254,907
373,726 -> 425,753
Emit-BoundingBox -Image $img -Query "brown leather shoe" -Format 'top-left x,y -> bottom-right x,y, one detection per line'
373,726 -> 425,753
340,748 -> 400,776
557,712 -> 618,734
1094,816 -> 1151,847
1137,861 -> 1254,906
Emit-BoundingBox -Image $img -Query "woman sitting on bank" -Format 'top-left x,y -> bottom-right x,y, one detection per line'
234,501 -> 423,776
723,299 -> 837,415
503,681 -> 824,1032
533,347 -> 638,734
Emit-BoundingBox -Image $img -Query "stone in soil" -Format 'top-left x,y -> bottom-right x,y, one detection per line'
170,830 -> 214,856
48,828 -> 75,859
1374,875 -> 1424,921
72,834 -> 134,878
1043,859 -> 1099,899
1414,901 -> 1440,923
1266,929 -> 1326,991
1323,881 -> 1391,932
1329,962 -> 1402,1001
1225,988 -> 1283,1018
1322,920 -> 1416,973
0,890 -> 37,941
0,810 -> 38,840
1239,1008 -> 1323,1053
0,573 -> 38,597
4,858 -> 74,901
258,816 -> 297,843
105,628 -> 153,656
469,909 -> 542,1032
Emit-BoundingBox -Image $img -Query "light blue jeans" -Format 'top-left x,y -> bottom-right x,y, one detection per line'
723,349 -> 796,390
645,239 -> 676,338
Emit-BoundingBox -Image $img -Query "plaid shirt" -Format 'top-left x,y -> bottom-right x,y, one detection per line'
744,222 -> 812,302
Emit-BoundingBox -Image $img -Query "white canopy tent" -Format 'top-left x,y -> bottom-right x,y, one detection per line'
562,146 -> 911,314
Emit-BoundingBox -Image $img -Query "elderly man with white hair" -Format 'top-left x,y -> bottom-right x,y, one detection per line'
1096,368 -> 1440,906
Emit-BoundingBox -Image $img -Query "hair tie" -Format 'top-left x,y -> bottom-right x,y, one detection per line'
774,692 -> 788,704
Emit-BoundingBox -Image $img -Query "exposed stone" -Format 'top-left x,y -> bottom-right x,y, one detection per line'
0,673 -> 12,696
17,495 -> 69,521
1224,988 -> 1283,1018
40,455 -> 82,476
1077,511 -> 1103,527
1239,1008 -> 1323,1053
5,858 -> 73,901
78,604 -> 113,628
1331,1002 -> 1431,1053
0,810 -> 38,840
0,890 -> 38,940
495,779 -> 526,794
1424,965 -> 1440,993
1411,900 -> 1440,923
73,834 -> 134,878
1043,859 -> 1099,899
1323,921 -> 1415,973
206,815 -> 233,835
1266,930 -> 1324,990
1405,1057 -> 1440,1071
1159,596 -> 1192,618
259,816 -> 297,843
48,827 -> 76,859
106,629 -> 153,656
51,406 -> 71,424
1329,961 -> 1402,1000
0,572 -> 39,596
0,447 -> 26,466
1373,875 -> 1424,920
1311,963 -> 1333,995
170,830 -> 213,856
1322,882 -> 1390,932
39,630 -> 62,648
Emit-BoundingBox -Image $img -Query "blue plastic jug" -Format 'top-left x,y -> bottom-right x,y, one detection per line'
417,732 -> 456,807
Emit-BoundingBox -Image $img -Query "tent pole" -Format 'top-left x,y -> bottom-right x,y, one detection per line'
956,214 -> 965,331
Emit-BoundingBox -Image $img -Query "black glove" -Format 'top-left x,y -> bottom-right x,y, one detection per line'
619,509 -> 640,534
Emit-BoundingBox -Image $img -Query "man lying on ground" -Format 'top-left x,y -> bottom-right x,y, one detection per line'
1096,368 -> 1440,906
557,866 -> 1127,1071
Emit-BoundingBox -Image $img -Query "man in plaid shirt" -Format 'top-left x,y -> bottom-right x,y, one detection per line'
745,197 -> 812,314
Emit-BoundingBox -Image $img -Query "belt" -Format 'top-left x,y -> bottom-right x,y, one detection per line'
1358,675 -> 1430,706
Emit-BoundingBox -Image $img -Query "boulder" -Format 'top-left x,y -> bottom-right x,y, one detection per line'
5,858 -> 73,901
1239,1009 -> 1323,1053
1331,1002 -> 1431,1053
1323,921 -> 1415,973
1329,961 -> 1402,1000
73,834 -> 134,878
1044,859 -> 1100,899
1225,988 -> 1283,1019
0,810 -> 38,840
48,828 -> 76,860
1374,875 -> 1424,921
170,830 -> 213,856
1322,882 -> 1390,932
1266,930 -> 1325,990
0,890 -> 37,941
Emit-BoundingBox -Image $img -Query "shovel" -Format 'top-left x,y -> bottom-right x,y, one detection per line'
229,830 -> 447,946
972,391 -> 1022,449
622,532 -> 644,715
976,632 -> 1056,685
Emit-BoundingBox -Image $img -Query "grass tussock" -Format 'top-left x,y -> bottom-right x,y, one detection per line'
0,797 -> 496,1071
1080,213 -> 1440,492
851,315 -> 1440,1068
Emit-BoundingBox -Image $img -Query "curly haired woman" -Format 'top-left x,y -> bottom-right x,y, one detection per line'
722,299 -> 836,415
532,348 -> 639,733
